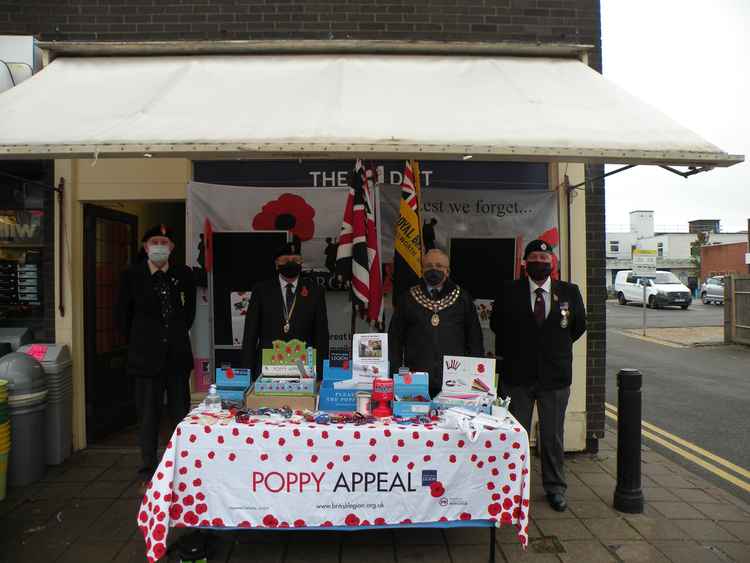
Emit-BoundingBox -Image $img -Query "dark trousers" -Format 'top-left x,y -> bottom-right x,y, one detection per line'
134,369 -> 190,479
504,384 -> 571,495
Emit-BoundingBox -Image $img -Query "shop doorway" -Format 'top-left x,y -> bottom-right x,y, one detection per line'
83,204 -> 139,443
83,201 -> 187,446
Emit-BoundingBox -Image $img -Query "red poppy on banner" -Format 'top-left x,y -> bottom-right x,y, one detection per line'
252,193 -> 316,241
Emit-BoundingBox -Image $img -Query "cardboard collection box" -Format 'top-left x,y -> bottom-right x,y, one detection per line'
244,386 -> 317,411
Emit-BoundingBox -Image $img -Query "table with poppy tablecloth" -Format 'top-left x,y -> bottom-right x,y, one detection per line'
138,410 -> 531,562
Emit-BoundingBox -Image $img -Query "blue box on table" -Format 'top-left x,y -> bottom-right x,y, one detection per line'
392,372 -> 432,417
215,367 -> 251,404
318,358 -> 359,412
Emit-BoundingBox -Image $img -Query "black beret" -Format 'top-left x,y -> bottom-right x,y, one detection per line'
273,240 -> 302,260
142,224 -> 174,243
524,239 -> 554,259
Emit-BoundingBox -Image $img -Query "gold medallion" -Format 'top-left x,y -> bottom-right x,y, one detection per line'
431,313 -> 440,327
283,322 -> 290,334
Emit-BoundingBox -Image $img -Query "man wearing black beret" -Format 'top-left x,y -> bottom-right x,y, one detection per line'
241,241 -> 329,378
115,224 -> 196,489
490,240 -> 586,512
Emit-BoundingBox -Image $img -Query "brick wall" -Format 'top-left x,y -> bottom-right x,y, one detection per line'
585,165 -> 605,449
0,0 -> 601,70
701,242 -> 749,280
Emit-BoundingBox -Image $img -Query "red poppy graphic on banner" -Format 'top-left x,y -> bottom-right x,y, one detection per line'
252,194 -> 316,241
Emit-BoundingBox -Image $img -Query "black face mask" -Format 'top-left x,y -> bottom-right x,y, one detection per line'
423,269 -> 446,286
278,262 -> 301,278
526,261 -> 552,282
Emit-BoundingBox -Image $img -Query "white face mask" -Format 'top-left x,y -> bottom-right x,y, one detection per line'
147,245 -> 171,266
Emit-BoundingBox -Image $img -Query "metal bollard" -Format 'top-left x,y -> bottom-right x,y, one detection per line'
613,368 -> 645,513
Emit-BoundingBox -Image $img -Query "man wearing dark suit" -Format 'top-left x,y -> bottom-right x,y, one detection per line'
115,225 -> 196,485
241,241 -> 329,379
490,239 -> 586,512
389,249 -> 484,397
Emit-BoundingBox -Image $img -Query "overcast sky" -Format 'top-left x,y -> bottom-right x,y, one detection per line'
601,0 -> 749,233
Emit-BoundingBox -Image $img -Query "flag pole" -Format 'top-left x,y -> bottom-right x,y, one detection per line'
411,159 -> 424,255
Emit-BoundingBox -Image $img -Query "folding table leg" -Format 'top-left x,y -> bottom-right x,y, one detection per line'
489,527 -> 496,563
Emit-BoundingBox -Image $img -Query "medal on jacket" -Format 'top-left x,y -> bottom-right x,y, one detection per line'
410,286 -> 461,328
560,302 -> 570,328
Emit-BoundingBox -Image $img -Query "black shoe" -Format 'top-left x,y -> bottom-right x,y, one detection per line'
546,493 -> 567,512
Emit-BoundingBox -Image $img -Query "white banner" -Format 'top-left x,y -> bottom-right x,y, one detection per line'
186,183 -> 558,364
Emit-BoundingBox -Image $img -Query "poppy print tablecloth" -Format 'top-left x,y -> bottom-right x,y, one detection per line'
138,411 -> 531,562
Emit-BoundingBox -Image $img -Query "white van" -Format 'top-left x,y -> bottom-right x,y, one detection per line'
614,270 -> 692,309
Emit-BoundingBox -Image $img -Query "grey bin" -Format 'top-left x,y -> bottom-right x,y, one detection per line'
0,327 -> 33,352
0,352 -> 47,487
18,345 -> 73,465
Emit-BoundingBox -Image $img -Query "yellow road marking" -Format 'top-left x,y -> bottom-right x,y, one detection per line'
605,402 -> 750,480
604,408 -> 750,493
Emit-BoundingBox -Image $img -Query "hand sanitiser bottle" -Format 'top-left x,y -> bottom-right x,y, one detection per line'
205,384 -> 222,412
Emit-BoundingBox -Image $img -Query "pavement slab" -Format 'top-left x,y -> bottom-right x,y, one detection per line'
558,539 -> 617,562
671,519 -> 741,542
605,540 -> 670,562
702,541 -> 750,562
535,518 -> 594,540
650,540 -> 729,563
623,515 -> 690,540
229,541 -> 285,563
396,543 -> 451,563
650,501 -> 708,520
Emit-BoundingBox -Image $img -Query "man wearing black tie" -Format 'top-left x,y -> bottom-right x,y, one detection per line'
490,239 -> 586,512
241,241 -> 329,379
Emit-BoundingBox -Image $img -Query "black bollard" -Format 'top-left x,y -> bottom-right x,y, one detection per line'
613,368 -> 645,513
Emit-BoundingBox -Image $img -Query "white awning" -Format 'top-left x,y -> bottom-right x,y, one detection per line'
0,53 -> 742,166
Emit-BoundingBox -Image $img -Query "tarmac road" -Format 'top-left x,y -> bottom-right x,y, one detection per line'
606,300 -> 750,503
607,298 -> 724,329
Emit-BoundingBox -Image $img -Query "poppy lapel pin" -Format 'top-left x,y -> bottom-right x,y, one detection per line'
300,286 -> 309,298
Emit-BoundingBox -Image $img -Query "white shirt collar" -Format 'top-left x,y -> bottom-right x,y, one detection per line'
279,274 -> 299,290
529,276 -> 552,294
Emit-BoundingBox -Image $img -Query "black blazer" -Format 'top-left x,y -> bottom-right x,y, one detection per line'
241,276 -> 329,379
115,262 -> 197,378
388,280 -> 484,396
490,278 -> 586,390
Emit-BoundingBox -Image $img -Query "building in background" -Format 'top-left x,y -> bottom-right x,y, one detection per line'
701,242 -> 750,280
606,210 -> 747,289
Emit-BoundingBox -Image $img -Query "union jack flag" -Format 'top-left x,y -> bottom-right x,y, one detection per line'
335,160 -> 383,324
401,161 -> 419,212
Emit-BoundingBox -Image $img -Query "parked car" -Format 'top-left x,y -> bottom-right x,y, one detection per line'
614,270 -> 692,309
700,276 -> 725,305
